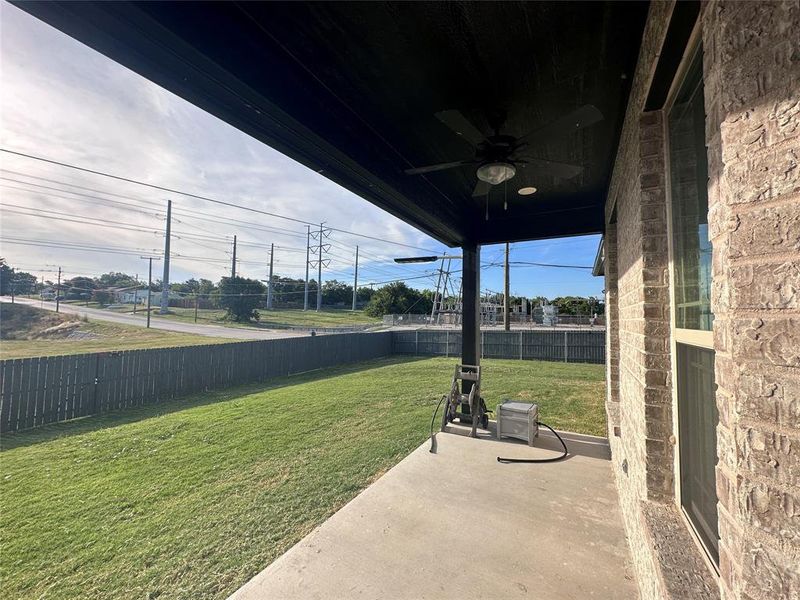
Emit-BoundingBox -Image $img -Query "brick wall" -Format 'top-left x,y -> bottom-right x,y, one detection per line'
604,3 -> 682,598
703,1 -> 800,598
605,1 -> 798,599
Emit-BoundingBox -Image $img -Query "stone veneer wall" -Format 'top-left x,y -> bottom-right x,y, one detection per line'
604,1 -> 799,599
703,1 -> 800,598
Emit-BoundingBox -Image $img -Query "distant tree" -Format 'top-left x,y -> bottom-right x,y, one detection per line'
173,277 -> 217,295
11,272 -> 37,295
321,280 -> 352,305
269,276 -> 319,308
356,287 -> 374,303
97,271 -> 138,288
64,276 -> 96,300
0,259 -> 37,295
92,289 -> 113,305
551,296 -> 604,316
196,278 -> 216,298
218,276 -> 266,322
364,281 -> 432,317
0,259 -> 12,295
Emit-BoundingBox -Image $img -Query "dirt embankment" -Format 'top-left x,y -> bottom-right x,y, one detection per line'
0,303 -> 83,340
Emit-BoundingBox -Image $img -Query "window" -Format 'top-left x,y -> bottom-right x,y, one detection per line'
676,343 -> 718,563
668,51 -> 712,331
666,45 -> 719,568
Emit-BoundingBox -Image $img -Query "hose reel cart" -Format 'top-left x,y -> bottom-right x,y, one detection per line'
440,364 -> 489,437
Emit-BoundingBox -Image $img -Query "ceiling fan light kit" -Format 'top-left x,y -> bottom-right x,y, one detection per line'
477,161 -> 516,185
404,104 -> 603,201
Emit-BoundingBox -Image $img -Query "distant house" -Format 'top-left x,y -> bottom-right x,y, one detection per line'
114,289 -> 180,305
40,287 -> 56,300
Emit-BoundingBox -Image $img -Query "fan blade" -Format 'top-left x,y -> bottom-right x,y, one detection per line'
405,159 -> 475,175
435,110 -> 487,146
516,105 -> 603,147
519,158 -> 583,179
472,179 -> 491,197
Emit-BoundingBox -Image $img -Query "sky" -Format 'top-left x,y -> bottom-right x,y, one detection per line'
0,2 -> 603,301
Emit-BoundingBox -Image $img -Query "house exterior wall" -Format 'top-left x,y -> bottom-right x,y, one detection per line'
604,1 -> 799,599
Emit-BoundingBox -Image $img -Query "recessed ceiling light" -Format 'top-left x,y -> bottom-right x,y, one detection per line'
518,186 -> 537,196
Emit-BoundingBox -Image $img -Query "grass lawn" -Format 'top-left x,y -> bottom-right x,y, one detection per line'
0,304 -> 236,360
0,357 -> 606,599
119,306 -> 381,329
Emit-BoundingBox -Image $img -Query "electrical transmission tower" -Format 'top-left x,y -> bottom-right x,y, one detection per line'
428,255 -> 460,325
307,223 -> 332,311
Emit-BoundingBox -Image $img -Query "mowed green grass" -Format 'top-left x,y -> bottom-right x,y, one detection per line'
117,306 -> 381,329
0,357 -> 605,599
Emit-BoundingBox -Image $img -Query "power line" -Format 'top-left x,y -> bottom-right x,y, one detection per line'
1,148 -> 440,253
0,169 -> 164,207
0,184 -> 162,219
364,273 -> 438,286
0,205 -> 165,236
508,261 -> 593,270
0,237 -> 162,257
1,149 -> 312,225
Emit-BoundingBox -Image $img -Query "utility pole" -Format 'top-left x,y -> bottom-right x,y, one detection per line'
141,256 -> 160,328
160,199 -> 172,314
133,274 -> 139,314
504,241 -> 510,331
146,258 -> 153,328
267,243 -> 274,309
304,225 -> 310,311
231,234 -> 237,279
352,245 -> 359,311
56,266 -> 62,313
317,222 -> 323,312
194,293 -> 199,323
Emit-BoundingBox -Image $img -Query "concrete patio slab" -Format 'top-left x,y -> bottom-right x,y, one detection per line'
230,430 -> 637,600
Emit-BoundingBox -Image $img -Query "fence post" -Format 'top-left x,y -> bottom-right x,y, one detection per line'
519,330 -> 523,360
415,329 -> 419,355
481,331 -> 484,359
92,353 -> 101,413
445,329 -> 449,358
564,330 -> 568,363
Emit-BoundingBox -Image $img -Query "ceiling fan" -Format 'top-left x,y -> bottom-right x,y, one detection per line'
405,105 -> 603,198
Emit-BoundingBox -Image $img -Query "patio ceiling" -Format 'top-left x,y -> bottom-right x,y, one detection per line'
15,1 -> 649,247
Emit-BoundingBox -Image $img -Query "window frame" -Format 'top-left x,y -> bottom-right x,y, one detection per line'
662,23 -> 720,577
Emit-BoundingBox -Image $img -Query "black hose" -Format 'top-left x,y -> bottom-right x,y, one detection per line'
497,421 -> 568,463
429,394 -> 447,453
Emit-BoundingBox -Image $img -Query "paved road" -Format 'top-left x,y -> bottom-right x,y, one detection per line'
3,298 -> 308,340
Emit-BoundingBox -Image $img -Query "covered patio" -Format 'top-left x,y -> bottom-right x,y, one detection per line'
231,427 -> 633,600
12,1 -> 647,597
13,4 -> 648,368
20,2 -> 793,600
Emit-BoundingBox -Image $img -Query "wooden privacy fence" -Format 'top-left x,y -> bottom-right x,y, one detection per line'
0,332 -> 392,433
391,329 -> 605,364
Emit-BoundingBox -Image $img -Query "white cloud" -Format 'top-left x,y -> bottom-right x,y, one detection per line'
0,2 -> 443,286
0,3 -> 601,300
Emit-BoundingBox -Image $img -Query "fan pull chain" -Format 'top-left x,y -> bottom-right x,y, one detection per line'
504,179 -> 508,211
485,192 -> 489,221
